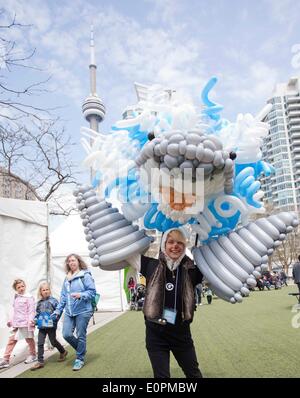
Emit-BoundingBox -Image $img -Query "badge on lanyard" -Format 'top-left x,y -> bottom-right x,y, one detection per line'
162,307 -> 177,325
162,267 -> 179,324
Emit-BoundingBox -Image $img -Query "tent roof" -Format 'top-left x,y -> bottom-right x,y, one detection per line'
50,214 -> 89,257
0,197 -> 48,226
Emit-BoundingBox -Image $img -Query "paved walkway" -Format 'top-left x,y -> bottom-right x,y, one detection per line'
0,311 -> 124,378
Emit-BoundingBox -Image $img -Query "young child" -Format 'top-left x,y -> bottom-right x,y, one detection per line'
30,282 -> 67,370
0,279 -> 37,369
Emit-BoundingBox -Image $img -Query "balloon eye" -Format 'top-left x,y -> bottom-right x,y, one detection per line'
229,151 -> 237,160
148,132 -> 155,141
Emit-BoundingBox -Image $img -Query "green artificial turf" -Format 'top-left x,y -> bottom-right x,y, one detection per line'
18,285 -> 300,378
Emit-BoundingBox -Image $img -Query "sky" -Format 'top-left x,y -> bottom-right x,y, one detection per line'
2,0 -> 300,187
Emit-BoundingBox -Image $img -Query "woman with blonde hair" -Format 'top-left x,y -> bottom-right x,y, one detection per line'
130,228 -> 203,378
52,254 -> 96,371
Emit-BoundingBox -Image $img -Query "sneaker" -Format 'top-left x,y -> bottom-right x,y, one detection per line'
73,359 -> 84,371
0,359 -> 9,369
30,362 -> 44,371
24,355 -> 37,364
58,350 -> 68,362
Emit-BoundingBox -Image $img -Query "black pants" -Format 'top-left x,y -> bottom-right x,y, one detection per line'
146,320 -> 202,378
207,295 -> 212,304
297,283 -> 300,294
37,328 -> 65,363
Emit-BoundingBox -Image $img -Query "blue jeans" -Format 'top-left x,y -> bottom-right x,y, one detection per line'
62,311 -> 92,361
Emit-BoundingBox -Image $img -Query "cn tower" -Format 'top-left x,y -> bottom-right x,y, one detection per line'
82,26 -> 105,132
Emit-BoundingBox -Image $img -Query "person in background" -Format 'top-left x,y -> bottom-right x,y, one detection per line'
205,286 -> 213,305
127,276 -> 136,303
292,255 -> 300,293
0,279 -> 36,369
195,283 -> 203,306
272,272 -> 282,290
280,270 -> 288,287
263,274 -> 271,290
30,281 -> 67,370
52,254 -> 96,371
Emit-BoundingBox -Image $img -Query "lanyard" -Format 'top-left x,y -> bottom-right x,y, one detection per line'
173,267 -> 179,311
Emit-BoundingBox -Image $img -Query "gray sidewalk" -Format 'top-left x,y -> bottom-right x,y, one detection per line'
0,310 -> 124,378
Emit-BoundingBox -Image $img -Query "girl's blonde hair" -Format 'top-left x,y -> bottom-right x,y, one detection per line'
12,279 -> 26,290
64,253 -> 88,274
37,281 -> 51,300
166,230 -> 187,246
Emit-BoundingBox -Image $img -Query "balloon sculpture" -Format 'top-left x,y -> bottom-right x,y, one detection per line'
74,77 -> 299,303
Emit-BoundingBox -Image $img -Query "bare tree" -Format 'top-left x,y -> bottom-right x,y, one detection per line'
0,9 -> 57,122
270,227 -> 299,274
0,10 -> 79,214
0,119 -> 78,202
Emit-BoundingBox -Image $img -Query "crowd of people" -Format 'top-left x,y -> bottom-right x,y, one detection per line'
254,270 -> 288,291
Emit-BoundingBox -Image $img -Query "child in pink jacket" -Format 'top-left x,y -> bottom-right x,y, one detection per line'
0,279 -> 37,368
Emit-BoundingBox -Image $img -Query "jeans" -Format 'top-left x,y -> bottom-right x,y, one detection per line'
195,287 -> 202,305
37,328 -> 65,363
62,311 -> 92,361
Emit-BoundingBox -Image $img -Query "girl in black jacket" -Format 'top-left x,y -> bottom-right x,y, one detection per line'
30,282 -> 67,370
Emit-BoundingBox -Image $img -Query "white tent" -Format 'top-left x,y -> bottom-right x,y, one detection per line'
49,214 -> 127,312
0,199 -> 127,363
0,198 -> 49,356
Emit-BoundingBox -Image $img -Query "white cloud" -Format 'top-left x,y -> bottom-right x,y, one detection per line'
146,0 -> 187,27
5,0 -> 52,33
45,59 -> 84,104
3,0 -> 292,134
264,0 -> 300,34
223,61 -> 279,112
3,0 -> 207,112
41,30 -> 80,65
222,46 -> 252,66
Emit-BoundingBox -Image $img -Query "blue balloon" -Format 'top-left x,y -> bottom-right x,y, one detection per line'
235,160 -> 275,179
256,160 -> 275,177
143,204 -> 159,229
200,77 -> 230,133
234,167 -> 262,208
207,199 -> 241,238
92,171 -> 102,188
111,124 -> 148,149
201,77 -> 220,108
144,204 -> 182,232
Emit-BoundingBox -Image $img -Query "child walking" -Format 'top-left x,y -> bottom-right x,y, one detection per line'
0,279 -> 37,369
31,282 -> 67,370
